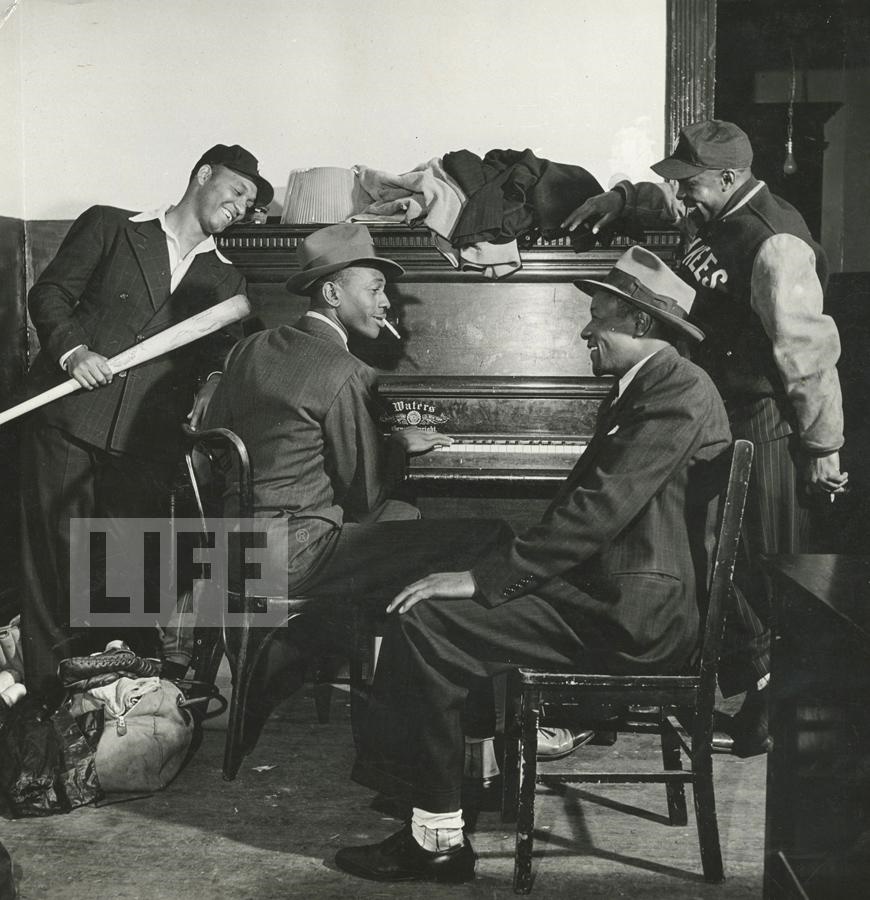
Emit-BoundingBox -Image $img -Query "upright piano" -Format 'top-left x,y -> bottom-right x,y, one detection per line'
217,224 -> 679,521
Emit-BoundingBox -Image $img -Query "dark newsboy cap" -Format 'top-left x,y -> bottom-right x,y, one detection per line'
193,144 -> 274,206
651,120 -> 753,180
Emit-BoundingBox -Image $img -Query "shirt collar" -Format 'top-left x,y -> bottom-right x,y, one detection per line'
719,177 -> 765,221
129,206 -> 234,264
304,310 -> 349,348
616,348 -> 663,399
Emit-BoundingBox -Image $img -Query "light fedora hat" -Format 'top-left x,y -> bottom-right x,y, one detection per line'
286,223 -> 405,295
575,245 -> 705,343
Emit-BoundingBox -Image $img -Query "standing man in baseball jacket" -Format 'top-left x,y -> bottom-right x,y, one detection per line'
19,144 -> 273,697
562,120 -> 848,755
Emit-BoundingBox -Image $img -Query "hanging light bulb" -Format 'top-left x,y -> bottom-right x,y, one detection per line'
783,49 -> 798,176
783,139 -> 798,176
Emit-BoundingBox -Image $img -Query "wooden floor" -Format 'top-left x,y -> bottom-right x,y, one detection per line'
1,680 -> 765,899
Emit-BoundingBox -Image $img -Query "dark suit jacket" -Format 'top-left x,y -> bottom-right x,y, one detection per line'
203,315 -> 399,582
472,346 -> 732,673
26,205 -> 244,461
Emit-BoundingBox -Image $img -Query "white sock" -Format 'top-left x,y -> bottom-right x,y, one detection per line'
410,807 -> 465,852
463,736 -> 500,781
756,673 -> 770,691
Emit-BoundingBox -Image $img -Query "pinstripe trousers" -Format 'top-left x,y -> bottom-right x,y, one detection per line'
718,399 -> 810,696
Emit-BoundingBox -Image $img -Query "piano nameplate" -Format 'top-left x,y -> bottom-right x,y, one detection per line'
379,375 -> 610,440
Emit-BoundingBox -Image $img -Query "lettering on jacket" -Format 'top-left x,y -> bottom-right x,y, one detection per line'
681,238 -> 728,289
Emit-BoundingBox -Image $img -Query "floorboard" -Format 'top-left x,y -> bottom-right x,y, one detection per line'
1,678 -> 765,899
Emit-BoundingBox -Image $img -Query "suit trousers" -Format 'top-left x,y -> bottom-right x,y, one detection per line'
19,421 -> 174,695
298,517 -> 603,813
350,587 -> 597,813
298,517 -> 512,604
718,430 -> 810,695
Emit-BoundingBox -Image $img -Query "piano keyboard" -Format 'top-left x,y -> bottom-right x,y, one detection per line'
407,434 -> 587,482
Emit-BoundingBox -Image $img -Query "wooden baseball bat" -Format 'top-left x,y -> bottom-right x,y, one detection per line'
0,294 -> 250,427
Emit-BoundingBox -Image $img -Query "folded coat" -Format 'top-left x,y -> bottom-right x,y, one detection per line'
443,148 -> 605,249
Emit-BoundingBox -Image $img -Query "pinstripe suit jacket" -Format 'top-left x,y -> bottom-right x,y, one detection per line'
472,346 -> 732,672
26,205 -> 244,461
203,315 -> 400,581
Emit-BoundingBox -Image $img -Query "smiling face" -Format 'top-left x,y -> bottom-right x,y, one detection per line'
674,168 -> 732,222
332,265 -> 391,339
580,291 -> 643,378
193,164 -> 257,234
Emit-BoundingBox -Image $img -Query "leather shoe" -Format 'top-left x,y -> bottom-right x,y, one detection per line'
712,688 -> 772,758
536,726 -> 596,760
335,824 -> 476,883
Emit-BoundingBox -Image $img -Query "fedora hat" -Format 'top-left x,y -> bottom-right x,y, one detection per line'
575,245 -> 705,343
285,223 -> 404,295
193,144 -> 274,206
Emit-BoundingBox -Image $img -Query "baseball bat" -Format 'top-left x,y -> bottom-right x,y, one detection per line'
0,294 -> 250,427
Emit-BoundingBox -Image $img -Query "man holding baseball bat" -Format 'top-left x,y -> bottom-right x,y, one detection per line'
18,144 -> 273,698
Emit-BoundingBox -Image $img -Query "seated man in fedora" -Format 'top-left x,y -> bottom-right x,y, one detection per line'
332,245 -> 732,884
187,224 -> 512,673
202,223 -> 449,587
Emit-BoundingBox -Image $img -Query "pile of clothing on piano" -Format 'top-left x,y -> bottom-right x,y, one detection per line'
281,149 -> 611,279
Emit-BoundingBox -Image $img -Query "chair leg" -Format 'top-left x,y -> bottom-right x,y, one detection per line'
312,678 -> 333,724
693,767 -> 725,883
222,616 -> 305,780
191,626 -> 224,685
661,719 -> 688,826
347,605 -> 377,749
513,689 -> 540,894
348,647 -> 369,750
501,712 -> 521,824
222,613 -> 258,780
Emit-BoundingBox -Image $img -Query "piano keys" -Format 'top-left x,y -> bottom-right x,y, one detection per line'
379,374 -> 605,486
406,435 -> 588,482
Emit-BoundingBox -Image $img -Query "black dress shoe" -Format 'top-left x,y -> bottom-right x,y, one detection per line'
335,824 -> 476,883
712,688 -> 772,758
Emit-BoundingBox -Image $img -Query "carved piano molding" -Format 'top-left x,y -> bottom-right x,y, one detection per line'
217,225 -> 680,285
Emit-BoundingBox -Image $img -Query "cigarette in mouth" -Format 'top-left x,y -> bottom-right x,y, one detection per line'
383,320 -> 401,339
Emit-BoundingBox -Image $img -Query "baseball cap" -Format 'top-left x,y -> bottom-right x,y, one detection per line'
651,120 -> 753,180
193,144 -> 274,206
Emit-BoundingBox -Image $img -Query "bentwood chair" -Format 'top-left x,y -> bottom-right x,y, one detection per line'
501,439 -> 754,893
177,424 -> 373,781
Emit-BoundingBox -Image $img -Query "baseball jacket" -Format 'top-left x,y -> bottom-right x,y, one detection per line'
614,177 -> 843,453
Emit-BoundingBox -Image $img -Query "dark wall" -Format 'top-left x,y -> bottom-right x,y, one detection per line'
0,216 -> 27,619
716,0 -> 870,247
820,273 -> 870,554
0,216 -> 27,403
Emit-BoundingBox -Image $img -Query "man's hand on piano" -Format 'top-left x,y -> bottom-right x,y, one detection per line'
386,571 -> 476,615
561,189 -> 625,235
389,426 -> 454,455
